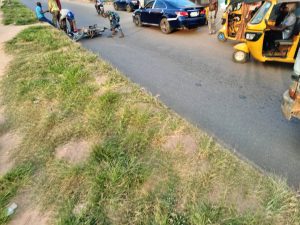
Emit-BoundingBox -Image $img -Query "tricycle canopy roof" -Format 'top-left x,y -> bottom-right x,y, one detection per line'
230,0 -> 263,5
276,0 -> 300,3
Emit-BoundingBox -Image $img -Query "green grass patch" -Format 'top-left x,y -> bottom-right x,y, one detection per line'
0,0 -> 37,25
0,162 -> 34,224
1,26 -> 300,225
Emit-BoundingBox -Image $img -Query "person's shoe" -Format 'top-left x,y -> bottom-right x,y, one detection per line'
119,31 -> 124,38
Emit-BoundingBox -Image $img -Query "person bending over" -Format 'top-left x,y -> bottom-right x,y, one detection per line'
59,9 -> 77,33
103,10 -> 124,38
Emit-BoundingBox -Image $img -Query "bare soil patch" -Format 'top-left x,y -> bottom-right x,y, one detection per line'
8,190 -> 51,225
0,11 -> 30,176
0,132 -> 22,176
55,139 -> 93,164
163,134 -> 198,154
208,182 -> 261,213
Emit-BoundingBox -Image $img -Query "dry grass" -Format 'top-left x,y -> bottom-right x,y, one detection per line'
0,25 -> 299,225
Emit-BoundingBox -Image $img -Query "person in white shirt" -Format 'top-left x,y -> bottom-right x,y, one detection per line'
264,3 -> 297,50
59,9 -> 77,33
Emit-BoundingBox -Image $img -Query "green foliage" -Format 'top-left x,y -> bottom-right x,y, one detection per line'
1,0 -> 37,25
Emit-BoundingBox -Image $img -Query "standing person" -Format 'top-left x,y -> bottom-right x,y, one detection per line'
48,0 -> 60,27
56,0 -> 61,10
59,9 -> 77,33
139,0 -> 144,8
207,0 -> 218,34
35,2 -> 54,26
103,10 -> 124,38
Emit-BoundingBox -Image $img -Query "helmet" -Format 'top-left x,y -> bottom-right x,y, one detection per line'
66,11 -> 75,20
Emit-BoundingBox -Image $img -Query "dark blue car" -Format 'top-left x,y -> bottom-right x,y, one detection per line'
114,0 -> 140,12
132,0 -> 206,34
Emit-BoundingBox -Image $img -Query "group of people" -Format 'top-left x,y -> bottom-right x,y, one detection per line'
35,0 -> 77,33
35,0 -> 124,38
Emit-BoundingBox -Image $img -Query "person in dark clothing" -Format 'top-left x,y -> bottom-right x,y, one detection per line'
275,3 -> 287,26
103,10 -> 124,38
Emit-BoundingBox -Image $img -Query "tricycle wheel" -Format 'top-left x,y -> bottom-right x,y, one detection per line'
233,50 -> 248,63
217,32 -> 226,42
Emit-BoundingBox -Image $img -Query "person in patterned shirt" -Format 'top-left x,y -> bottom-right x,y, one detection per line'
103,10 -> 124,38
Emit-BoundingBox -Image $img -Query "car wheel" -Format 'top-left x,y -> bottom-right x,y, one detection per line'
114,3 -> 119,10
134,15 -> 142,27
217,32 -> 226,42
126,4 -> 132,12
233,50 -> 249,63
160,18 -> 172,34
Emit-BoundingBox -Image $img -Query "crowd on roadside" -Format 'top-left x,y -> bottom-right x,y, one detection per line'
35,0 -> 124,38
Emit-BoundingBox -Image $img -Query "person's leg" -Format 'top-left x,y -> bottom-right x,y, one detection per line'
60,18 -> 68,33
116,24 -> 124,38
269,31 -> 283,50
211,10 -> 216,33
39,17 -> 55,26
111,20 -> 117,35
207,11 -> 212,34
51,10 -> 59,28
70,20 -> 77,32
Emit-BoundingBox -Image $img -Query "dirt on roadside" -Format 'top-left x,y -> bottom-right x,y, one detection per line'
0,11 -> 51,225
0,11 -> 29,175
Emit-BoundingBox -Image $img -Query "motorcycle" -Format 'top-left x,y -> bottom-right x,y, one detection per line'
95,2 -> 104,16
69,24 -> 107,42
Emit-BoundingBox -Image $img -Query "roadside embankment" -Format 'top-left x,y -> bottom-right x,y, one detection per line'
0,0 -> 300,224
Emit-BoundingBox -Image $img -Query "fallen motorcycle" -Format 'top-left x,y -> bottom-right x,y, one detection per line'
68,25 -> 107,42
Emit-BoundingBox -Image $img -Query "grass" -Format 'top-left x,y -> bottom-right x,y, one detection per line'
0,25 -> 300,224
0,0 -> 37,25
0,162 -> 34,224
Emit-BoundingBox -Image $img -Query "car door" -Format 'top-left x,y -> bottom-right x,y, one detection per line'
141,1 -> 155,23
150,0 -> 167,24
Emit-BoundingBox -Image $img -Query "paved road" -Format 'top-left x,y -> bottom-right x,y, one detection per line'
22,0 -> 300,187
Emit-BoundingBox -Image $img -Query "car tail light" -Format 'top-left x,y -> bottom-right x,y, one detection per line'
200,9 -> 206,15
176,11 -> 188,17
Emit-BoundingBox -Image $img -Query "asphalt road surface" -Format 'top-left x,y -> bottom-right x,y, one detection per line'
22,0 -> 300,188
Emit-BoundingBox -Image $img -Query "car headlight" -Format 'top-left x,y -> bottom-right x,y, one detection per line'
245,32 -> 262,41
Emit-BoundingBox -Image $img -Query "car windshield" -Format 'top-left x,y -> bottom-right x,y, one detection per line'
166,0 -> 196,8
250,1 -> 271,24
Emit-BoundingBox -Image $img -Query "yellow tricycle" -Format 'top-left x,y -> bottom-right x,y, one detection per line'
218,0 -> 263,42
233,0 -> 300,63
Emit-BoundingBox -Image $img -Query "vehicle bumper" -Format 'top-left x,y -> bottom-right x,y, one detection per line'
234,42 -> 249,53
169,16 -> 206,29
281,90 -> 299,120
